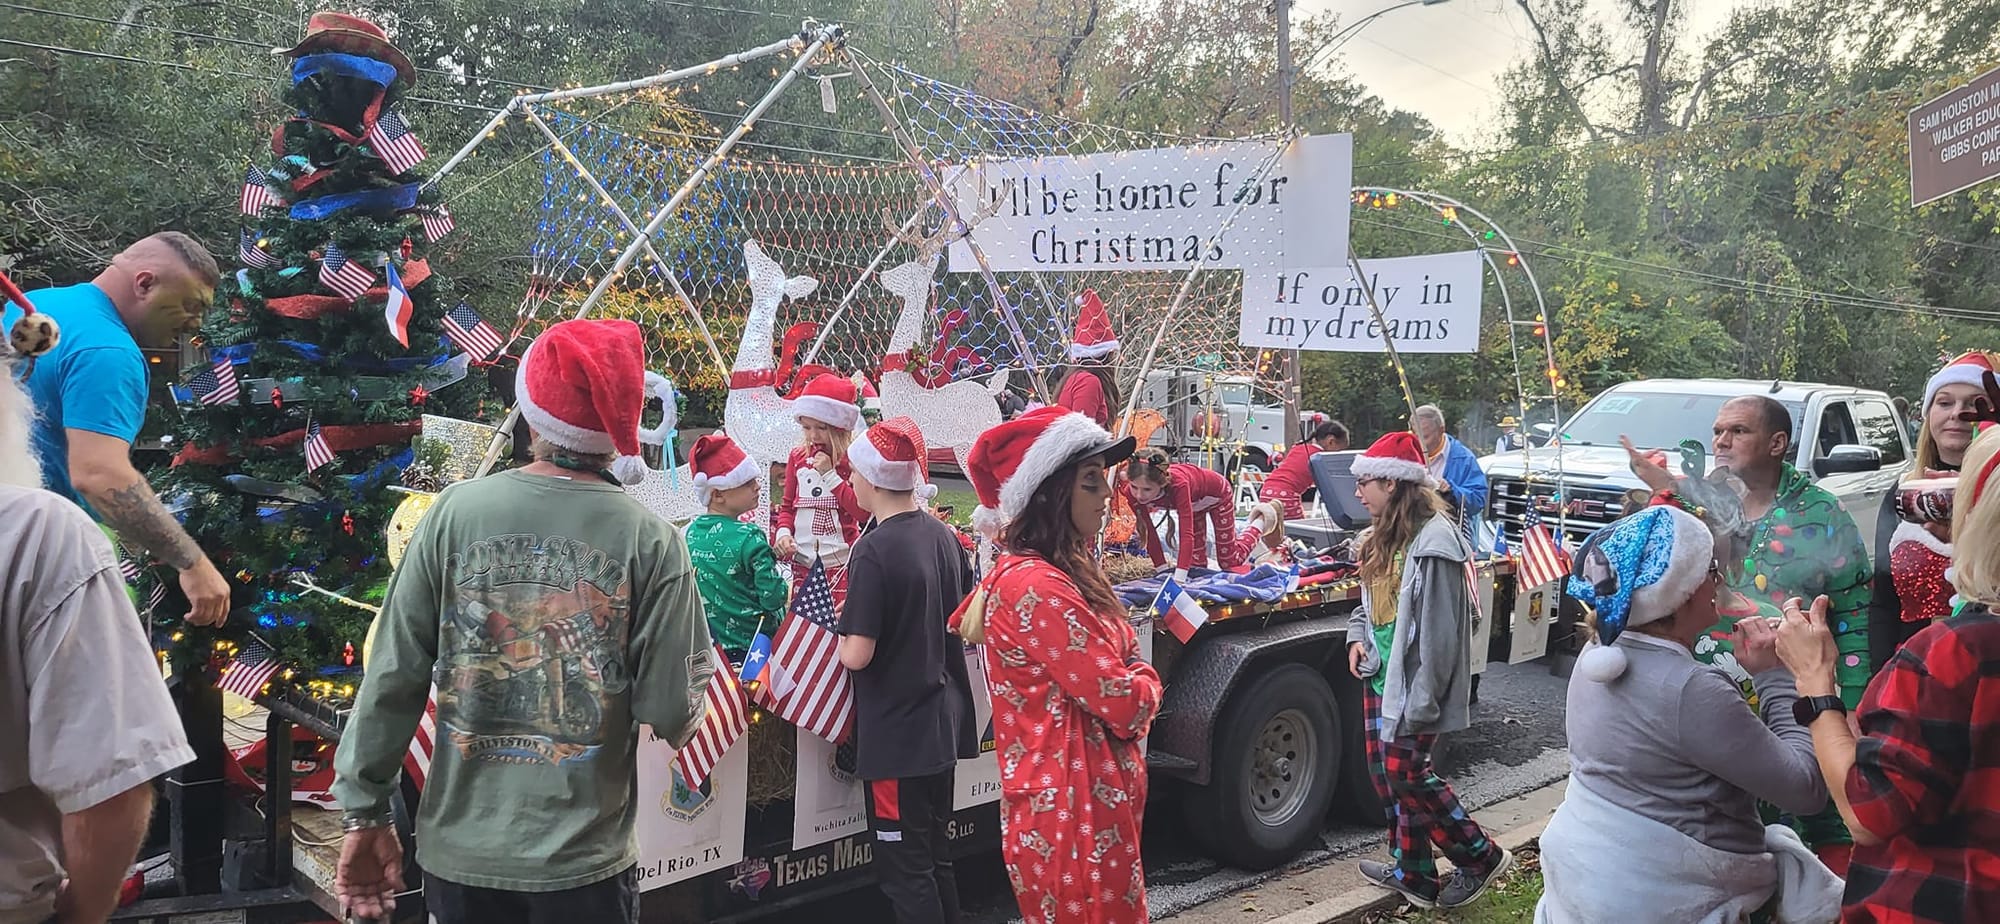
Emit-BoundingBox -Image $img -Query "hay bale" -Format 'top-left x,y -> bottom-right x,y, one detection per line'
1102,552 -> 1157,585
745,712 -> 797,806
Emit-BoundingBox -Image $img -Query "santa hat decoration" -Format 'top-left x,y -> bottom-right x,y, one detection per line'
1566,506 -> 1713,682
966,405 -> 1136,539
1350,431 -> 1431,484
792,372 -> 861,431
848,416 -> 929,492
689,433 -> 760,505
515,318 -> 652,485
1925,350 -> 1999,410
1068,290 -> 1118,361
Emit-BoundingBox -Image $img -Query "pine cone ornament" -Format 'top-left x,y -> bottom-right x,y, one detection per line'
400,457 -> 442,492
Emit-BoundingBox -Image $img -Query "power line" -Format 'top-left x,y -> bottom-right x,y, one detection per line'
1351,215 -> 2000,324
0,37 -> 904,164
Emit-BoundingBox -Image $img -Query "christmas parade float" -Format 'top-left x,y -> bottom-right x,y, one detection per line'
132,13 -> 1574,922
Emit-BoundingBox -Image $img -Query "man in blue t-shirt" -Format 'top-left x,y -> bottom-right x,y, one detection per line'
2,232 -> 231,625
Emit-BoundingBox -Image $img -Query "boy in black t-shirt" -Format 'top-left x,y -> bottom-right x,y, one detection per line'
837,417 -> 979,924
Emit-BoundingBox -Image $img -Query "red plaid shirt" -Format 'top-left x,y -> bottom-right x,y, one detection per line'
1842,606 -> 2000,923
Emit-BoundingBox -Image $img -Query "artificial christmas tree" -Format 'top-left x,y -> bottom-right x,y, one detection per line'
157,12 -> 495,686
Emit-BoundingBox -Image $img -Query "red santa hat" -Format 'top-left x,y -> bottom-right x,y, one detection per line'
689,432 -> 759,505
516,319 -> 651,484
1068,290 -> 1118,361
792,372 -> 861,431
848,416 -> 928,492
966,405 -> 1135,538
1925,351 -> 1999,410
1350,431 -> 1431,484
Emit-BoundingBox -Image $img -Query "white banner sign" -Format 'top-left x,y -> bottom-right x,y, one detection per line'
793,733 -> 868,849
635,725 -> 749,892
945,134 -> 1353,273
954,643 -> 1001,810
1238,250 -> 1485,353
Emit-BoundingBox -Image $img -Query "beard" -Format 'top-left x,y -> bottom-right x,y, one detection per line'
0,356 -> 43,489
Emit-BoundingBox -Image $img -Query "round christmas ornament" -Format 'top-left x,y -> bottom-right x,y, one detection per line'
385,491 -> 437,568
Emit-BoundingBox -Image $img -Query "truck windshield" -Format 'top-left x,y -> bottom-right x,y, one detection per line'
1558,391 -> 1806,457
1213,383 -> 1252,407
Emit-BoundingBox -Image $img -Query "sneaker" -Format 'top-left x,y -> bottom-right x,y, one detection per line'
1257,502 -> 1287,547
1358,859 -> 1437,909
1437,847 -> 1515,909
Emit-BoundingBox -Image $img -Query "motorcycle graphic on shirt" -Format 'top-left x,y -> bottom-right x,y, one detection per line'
436,534 -> 633,766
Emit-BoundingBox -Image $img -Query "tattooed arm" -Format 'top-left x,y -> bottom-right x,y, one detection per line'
68,430 -> 231,626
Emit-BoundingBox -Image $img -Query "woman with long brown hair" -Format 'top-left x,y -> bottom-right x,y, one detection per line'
1342,432 -> 1510,911
958,406 -> 1160,924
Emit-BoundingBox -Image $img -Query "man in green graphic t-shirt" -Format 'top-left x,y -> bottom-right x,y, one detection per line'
332,320 -> 711,924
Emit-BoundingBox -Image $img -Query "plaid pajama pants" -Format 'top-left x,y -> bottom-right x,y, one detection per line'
1362,686 -> 1501,897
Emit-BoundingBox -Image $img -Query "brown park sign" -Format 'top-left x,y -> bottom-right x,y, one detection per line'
1910,66 -> 2000,206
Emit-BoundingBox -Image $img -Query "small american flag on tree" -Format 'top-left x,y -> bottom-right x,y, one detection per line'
442,304 -> 503,360
238,230 -> 276,268
190,359 -> 240,407
365,110 -> 427,173
318,243 -> 377,301
240,164 -> 279,215
1515,507 -> 1572,590
756,558 -> 853,744
419,205 -> 455,243
673,644 -> 747,788
219,639 -> 284,700
304,419 -> 335,472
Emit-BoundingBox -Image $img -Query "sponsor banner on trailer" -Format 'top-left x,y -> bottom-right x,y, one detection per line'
954,642 -> 1001,810
1238,250 -> 1484,353
634,724 -> 748,892
945,134 -> 1353,273
793,732 -> 868,849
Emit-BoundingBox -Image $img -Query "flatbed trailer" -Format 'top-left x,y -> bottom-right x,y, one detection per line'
122,556 -> 1536,923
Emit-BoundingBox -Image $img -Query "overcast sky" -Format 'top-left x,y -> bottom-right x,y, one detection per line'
1301,0 -> 1742,147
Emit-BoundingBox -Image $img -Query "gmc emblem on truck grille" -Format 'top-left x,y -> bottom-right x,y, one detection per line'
1533,496 -> 1606,519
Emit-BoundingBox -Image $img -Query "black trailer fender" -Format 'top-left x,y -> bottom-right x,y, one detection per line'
1149,615 -> 1350,785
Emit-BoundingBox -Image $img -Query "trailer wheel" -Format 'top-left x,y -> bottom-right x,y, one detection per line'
1185,663 -> 1339,870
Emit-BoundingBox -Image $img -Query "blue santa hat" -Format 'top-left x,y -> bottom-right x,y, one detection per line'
1567,506 -> 1714,682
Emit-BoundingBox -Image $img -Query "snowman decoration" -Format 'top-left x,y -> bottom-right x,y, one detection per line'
793,465 -> 849,561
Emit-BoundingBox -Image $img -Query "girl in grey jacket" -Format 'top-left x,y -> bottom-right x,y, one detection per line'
1342,432 -> 1511,911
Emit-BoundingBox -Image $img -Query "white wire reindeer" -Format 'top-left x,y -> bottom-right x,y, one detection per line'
875,201 -> 1014,472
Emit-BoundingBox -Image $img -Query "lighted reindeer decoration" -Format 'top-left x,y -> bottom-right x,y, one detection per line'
875,203 -> 1016,471
725,240 -> 821,469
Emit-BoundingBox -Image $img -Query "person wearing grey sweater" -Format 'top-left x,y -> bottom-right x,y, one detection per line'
1343,432 -> 1510,911
1538,505 -> 1843,924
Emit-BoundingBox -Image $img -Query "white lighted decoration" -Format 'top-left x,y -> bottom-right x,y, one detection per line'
723,240 -> 821,469
625,372 -> 705,523
875,221 -> 1012,472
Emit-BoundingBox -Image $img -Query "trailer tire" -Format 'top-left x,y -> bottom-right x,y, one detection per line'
1184,663 -> 1339,870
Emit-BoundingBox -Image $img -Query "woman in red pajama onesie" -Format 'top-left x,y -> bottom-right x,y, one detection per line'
1259,420 -> 1350,520
1123,448 -> 1280,573
960,406 -> 1162,924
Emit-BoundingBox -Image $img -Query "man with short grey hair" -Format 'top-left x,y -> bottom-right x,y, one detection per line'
1410,404 -> 1487,546
0,345 -> 194,924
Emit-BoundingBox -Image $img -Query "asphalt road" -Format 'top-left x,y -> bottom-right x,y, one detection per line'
763,659 -> 1573,922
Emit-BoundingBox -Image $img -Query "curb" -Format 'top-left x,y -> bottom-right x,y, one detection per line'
1263,793 -> 1558,924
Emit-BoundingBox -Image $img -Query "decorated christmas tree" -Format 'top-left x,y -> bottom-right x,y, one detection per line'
157,13 -> 497,685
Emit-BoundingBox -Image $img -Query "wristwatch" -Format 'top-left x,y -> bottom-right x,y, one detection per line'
1792,694 -> 1848,726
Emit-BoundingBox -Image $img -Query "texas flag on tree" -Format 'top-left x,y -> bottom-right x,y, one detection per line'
382,260 -> 412,347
